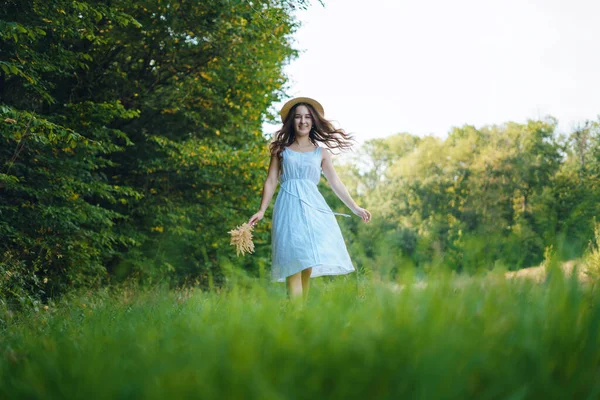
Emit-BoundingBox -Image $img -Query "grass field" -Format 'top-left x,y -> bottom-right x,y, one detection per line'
1,264 -> 600,400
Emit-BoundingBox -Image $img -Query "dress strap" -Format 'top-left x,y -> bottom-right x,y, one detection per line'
280,186 -> 351,218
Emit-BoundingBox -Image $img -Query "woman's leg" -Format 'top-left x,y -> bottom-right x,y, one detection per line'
286,271 -> 303,299
301,267 -> 312,300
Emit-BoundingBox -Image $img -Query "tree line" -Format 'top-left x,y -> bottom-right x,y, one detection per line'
1,0 -> 307,307
331,118 -> 600,277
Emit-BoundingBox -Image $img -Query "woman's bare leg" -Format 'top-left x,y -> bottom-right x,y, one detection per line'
301,267 -> 312,300
286,271 -> 303,300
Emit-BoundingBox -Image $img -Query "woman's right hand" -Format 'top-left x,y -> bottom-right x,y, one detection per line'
248,210 -> 265,227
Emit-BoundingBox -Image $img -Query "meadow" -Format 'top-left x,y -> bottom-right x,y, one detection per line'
2,261 -> 599,400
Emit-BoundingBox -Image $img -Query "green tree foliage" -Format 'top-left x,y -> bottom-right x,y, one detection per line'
1,0 -> 304,305
553,120 -> 600,255
339,117 -> 600,276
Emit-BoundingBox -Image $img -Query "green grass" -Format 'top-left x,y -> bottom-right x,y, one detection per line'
1,268 -> 600,400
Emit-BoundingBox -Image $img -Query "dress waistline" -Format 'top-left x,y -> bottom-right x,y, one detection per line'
279,185 -> 351,218
280,178 -> 317,184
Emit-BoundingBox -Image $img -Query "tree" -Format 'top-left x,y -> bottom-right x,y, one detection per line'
337,117 -> 592,275
1,0 -> 305,304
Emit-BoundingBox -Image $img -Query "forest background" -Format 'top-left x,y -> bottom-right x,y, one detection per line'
1,0 -> 599,309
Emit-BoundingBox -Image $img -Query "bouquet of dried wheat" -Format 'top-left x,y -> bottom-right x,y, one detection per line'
228,222 -> 255,256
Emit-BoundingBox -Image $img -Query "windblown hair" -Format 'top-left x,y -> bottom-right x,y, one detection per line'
269,103 -> 354,162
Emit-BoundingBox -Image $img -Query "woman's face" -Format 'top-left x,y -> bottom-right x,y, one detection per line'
293,105 -> 313,137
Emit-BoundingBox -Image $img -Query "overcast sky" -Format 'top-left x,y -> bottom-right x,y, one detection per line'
263,0 -> 600,144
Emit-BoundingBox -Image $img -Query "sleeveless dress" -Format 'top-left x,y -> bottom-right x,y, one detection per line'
271,146 -> 356,282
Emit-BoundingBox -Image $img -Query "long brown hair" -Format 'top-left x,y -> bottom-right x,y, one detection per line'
269,103 -> 354,161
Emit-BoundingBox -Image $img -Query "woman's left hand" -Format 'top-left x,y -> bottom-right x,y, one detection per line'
352,207 -> 371,223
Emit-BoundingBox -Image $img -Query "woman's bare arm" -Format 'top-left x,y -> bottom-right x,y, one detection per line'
321,149 -> 371,222
248,154 -> 280,226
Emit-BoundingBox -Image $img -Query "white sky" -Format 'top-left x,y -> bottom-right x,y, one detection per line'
263,0 -> 600,144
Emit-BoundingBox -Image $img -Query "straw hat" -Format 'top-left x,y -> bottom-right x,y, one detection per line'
279,97 -> 325,122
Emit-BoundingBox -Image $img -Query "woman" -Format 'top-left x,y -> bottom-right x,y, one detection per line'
248,97 -> 371,300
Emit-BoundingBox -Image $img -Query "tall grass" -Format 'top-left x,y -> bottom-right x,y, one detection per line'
1,270 -> 599,399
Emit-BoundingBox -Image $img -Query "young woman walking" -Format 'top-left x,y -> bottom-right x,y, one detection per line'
248,97 -> 371,299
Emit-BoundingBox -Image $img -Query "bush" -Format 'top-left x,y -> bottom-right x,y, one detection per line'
0,251 -> 45,313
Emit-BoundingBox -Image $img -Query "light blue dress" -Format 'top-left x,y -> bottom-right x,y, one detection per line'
271,146 -> 355,282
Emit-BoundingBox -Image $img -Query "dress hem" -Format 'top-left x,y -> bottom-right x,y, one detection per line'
272,265 -> 355,282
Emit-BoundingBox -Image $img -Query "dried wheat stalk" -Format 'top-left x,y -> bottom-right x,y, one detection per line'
228,222 -> 255,256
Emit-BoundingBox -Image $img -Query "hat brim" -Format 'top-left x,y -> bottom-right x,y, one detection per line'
279,97 -> 325,122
